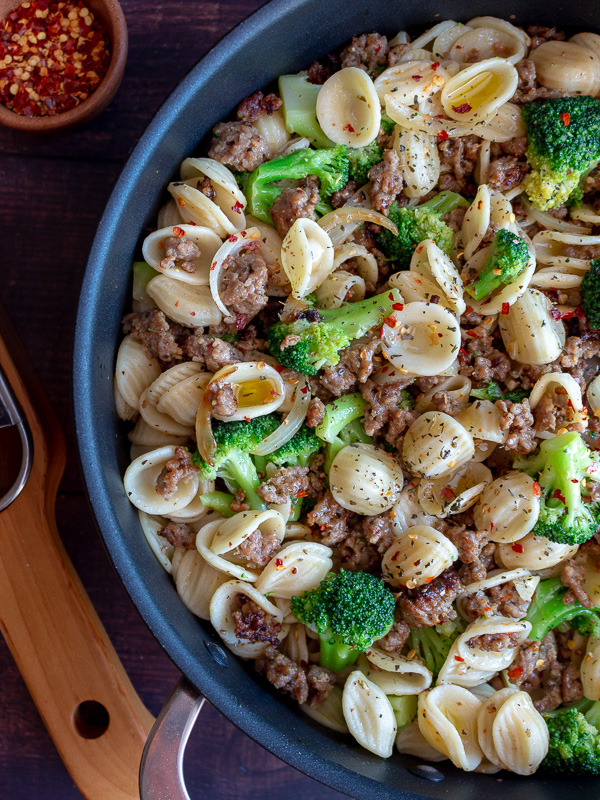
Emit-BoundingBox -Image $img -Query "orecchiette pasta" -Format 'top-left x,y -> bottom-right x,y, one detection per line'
529,40 -> 600,97
146,275 -> 223,327
474,471 -> 540,543
342,670 -> 397,757
123,446 -> 200,516
394,128 -> 441,200
457,568 -> 540,619
374,60 -> 448,105
409,239 -> 466,315
281,218 -> 335,299
142,224 -> 222,284
417,460 -> 492,517
396,719 -> 449,762
498,289 -> 566,365
358,649 -> 432,695
581,637 -> 600,701
382,525 -> 458,588
441,58 -> 518,123
255,541 -> 333,598
202,361 -> 285,422
418,685 -> 483,771
115,335 -> 161,411
301,686 -> 349,734
329,443 -> 403,515
317,68 -> 380,147
455,400 -> 507,445
495,532 -> 578,573
528,372 -> 588,434
403,412 -> 475,478
172,546 -> 229,620
138,511 -> 174,573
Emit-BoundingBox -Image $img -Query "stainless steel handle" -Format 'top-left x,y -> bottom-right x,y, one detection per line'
139,677 -> 204,800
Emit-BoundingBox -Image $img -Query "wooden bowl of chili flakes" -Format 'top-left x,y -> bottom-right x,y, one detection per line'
0,0 -> 127,130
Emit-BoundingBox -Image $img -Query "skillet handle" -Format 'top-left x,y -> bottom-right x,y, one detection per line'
139,677 -> 204,800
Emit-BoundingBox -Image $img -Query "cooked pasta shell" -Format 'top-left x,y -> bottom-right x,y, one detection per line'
317,68 -> 381,147
329,443 -> 404,515
457,568 -> 539,619
138,511 -> 174,573
282,622 -> 310,665
474,470 -> 540,543
410,239 -> 466,315
414,375 -> 471,415
432,21 -> 472,58
301,685 -> 349,734
157,372 -> 211,428
455,399 -> 508,445
467,16 -> 530,46
203,361 -> 285,423
115,335 -> 161,411
396,719 -> 448,761
114,377 -> 137,421
496,532 -> 578,573
581,636 -> 600,701
382,524 -> 458,588
314,269 -> 366,309
177,156 -> 247,233
253,108 -> 291,156
533,230 -> 600,270
374,60 -> 448,105
498,289 -> 565,365
358,649 -> 432,695
332,242 -> 378,286
209,579 -> 284,658
450,26 -> 526,65
388,270 -> 445,307
196,519 -> 260,582
390,483 -> 437,534
441,58 -> 518,123
210,509 -> 286,556
462,184 -> 491,261
157,199 -> 181,228
127,417 -> 187,448
172,547 -> 229,620
281,218 -> 335,299
139,387 -> 195,437
255,541 -> 332,598
123,445 -> 200,516
530,40 -> 600,96
381,301 -> 461,377
418,685 -> 483,771
146,275 -> 222,327
466,243 -> 536,316
587,375 -> 600,417
395,127 -> 441,199
530,265 -> 590,291
403,411 -> 475,478
520,194 -> 592,235
528,372 -> 588,434
410,20 -> 461,51
342,670 -> 397,757
142,224 -> 222,285
418,461 -> 492,518
147,362 -> 203,406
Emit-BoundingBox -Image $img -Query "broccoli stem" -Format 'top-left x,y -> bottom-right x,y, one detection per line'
132,261 -> 159,303
419,190 -> 470,215
324,418 -> 372,472
526,577 -> 600,640
318,288 -> 402,340
388,695 -> 418,730
535,433 -> 584,529
468,264 -> 507,302
315,393 -> 368,443
278,74 -> 332,149
200,491 -> 236,517
586,701 -> 600,729
223,453 -> 266,511
319,631 -> 360,672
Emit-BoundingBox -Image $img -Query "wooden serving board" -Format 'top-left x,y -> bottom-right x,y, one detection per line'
0,306 -> 154,800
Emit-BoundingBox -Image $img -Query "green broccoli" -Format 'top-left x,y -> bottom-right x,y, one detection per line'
244,145 -> 349,225
542,702 -> 600,774
380,111 -> 396,134
192,415 -> 280,510
525,577 -> 600,641
199,490 -> 236,517
290,570 -> 396,672
378,191 -> 469,270
314,393 -> 372,470
267,287 -> 403,376
581,259 -> 600,330
347,141 -> 383,184
514,431 -> 600,546
408,619 -> 465,677
388,695 -> 418,730
466,228 -> 530,301
470,381 -> 529,404
278,74 -> 332,148
522,95 -> 600,211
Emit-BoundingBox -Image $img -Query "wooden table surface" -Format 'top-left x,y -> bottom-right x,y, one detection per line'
0,1 -> 345,796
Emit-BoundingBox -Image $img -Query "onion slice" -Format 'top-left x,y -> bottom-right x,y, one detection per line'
318,207 -> 398,237
251,376 -> 311,456
195,364 -> 238,465
519,195 -> 592,235
209,227 -> 261,317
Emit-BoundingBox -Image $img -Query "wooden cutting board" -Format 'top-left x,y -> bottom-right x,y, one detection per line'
0,305 -> 154,800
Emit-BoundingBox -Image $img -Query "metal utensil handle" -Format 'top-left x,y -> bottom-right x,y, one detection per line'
140,677 -> 204,800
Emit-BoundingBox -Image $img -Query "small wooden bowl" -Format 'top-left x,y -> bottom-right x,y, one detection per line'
0,0 -> 128,131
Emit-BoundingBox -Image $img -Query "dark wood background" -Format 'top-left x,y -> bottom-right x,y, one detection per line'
0,1 -> 346,796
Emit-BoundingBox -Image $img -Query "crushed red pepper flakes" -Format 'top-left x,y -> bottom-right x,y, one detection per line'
452,102 -> 472,114
533,481 -> 541,497
440,487 -> 456,500
508,666 -> 523,680
437,129 -> 449,142
501,302 -> 510,315
343,123 -> 355,132
172,226 -> 186,239
392,302 -> 404,311
553,488 -> 566,503
0,0 -> 111,117
431,61 -> 440,70
511,543 -> 524,553
561,112 -> 570,126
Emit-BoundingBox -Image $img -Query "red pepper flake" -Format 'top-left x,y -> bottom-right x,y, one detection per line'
411,75 -> 422,81
392,302 -> 404,311
440,487 -> 456,500
508,666 -> 523,680
437,130 -> 449,142
244,416 -> 251,422
228,235 -> 238,243
454,655 -> 465,662
343,123 -> 355,132
274,558 -> 283,566
459,346 -> 469,357
571,478 -> 579,483
511,543 -> 524,553
391,551 -> 398,562
178,198 -> 186,207
452,102 -> 472,114
235,313 -> 246,331
431,61 -> 440,70
210,261 -> 217,271
425,576 -> 434,584
466,329 -> 478,338
382,316 -> 395,327
0,0 -> 111,117
232,200 -> 244,213
413,559 -> 422,567
533,481 -> 541,497
550,307 -> 561,320
561,112 -> 571,126
300,385 -> 308,394
388,292 -> 394,300
378,326 -> 385,339
501,302 -> 510,315
291,567 -> 298,574
553,488 -> 566,504
295,489 -> 308,498
173,226 -> 186,239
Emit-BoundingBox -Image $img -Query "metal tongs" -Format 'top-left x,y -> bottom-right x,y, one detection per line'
0,364 -> 32,512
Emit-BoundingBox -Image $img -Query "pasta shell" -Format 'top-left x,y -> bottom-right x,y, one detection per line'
457,568 -> 539,620
342,670 -> 397,757
441,58 -> 518,123
332,242 -> 378,286
138,511 -> 173,573
127,418 -> 187,448
403,411 -> 475,478
410,239 -> 466,315
528,372 -> 588,434
210,579 -> 284,658
418,685 -> 483,771
389,483 -> 437,534
418,460 -> 492,518
382,524 -> 458,588
114,377 -> 137,421
396,719 -> 448,761
474,470 -> 540,543
302,685 -> 349,734
173,547 -> 229,620
147,362 -> 204,407
281,218 -> 335,299
196,519 -> 260,582
253,109 -> 291,156
177,156 -> 247,233
115,335 -> 161,410
533,230 -> 600,271
498,289 -> 565,365
380,301 -> 461,376
414,375 -> 471,414
210,509 -> 286,556
314,269 -> 366,309
450,27 -> 526,65
581,636 -> 600,701
317,67 -> 381,147
329,442 -> 404,515
146,275 -> 222,327
530,40 -> 600,97
255,541 -> 333,598
142,224 -> 222,285
139,387 -> 195,437
374,60 -> 449,105
455,399 -> 508,445
203,361 -> 286,423
123,445 -> 200,516
363,647 -> 432,695
496,531 -> 578,573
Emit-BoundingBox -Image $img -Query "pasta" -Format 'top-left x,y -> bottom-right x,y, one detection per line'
116,18 -> 600,777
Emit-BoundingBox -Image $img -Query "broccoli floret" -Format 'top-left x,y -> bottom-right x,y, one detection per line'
192,415 -> 280,510
378,191 -> 469,270
542,704 -> 600,774
269,425 -> 321,467
581,259 -> 600,330
514,432 -> 600,545
470,381 -> 529,404
522,95 -> 600,210
268,288 -> 403,375
291,570 -> 395,671
525,577 -> 600,640
347,141 -> 383,184
380,111 -> 396,134
314,393 -> 372,470
466,228 -> 530,301
244,145 -> 350,225
408,619 -> 464,677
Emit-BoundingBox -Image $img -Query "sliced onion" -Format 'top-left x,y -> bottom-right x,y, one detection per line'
209,227 -> 261,317
251,376 -> 311,456
195,364 -> 239,465
519,196 -> 592,235
318,207 -> 398,237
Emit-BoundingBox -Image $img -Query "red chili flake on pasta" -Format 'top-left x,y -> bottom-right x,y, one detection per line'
466,329 -> 478,337
425,576 -> 434,584
275,558 -> 284,566
244,416 -> 251,422
508,666 -> 523,680
437,130 -> 449,142
378,326 -> 385,339
440,487 -> 456,500
343,123 -> 355,132
178,198 -> 186,207
431,61 -> 440,70
452,102 -> 472,114
411,75 -> 422,81
388,292 -> 395,300
459,346 -> 469,357
173,226 -> 186,239
533,481 -> 541,497
291,567 -> 298,574
553,488 -> 566,503
300,385 -> 308,394
511,543 -> 524,553
561,112 -> 571,126
501,302 -> 510,315
414,559 -> 422,566
550,307 -> 562,320
228,235 -> 238,243
382,316 -> 396,327
392,302 -> 404,311
295,489 -> 308,498
232,201 -> 244,213
454,655 -> 464,662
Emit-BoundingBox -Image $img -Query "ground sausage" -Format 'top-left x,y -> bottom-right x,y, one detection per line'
159,235 -> 200,273
257,466 -> 310,505
368,148 -> 403,214
123,308 -> 184,363
155,447 -> 199,500
237,90 -> 282,123
438,135 -> 480,194
308,491 -> 353,545
340,33 -> 389,73
496,398 -> 537,454
561,559 -> 594,608
270,176 -> 320,237
376,621 -> 411,654
399,569 -> 463,628
220,244 -> 269,320
487,156 -> 529,192
209,121 -> 270,172
231,529 -> 281,569
233,595 -> 282,646
305,397 -> 326,428
159,521 -> 196,549
255,645 -> 309,705
306,664 -> 336,707
211,381 -> 238,417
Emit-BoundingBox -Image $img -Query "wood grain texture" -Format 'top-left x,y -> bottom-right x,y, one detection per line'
0,0 -> 345,797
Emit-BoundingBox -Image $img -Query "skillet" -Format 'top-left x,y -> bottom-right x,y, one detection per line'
73,0 -> 600,796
